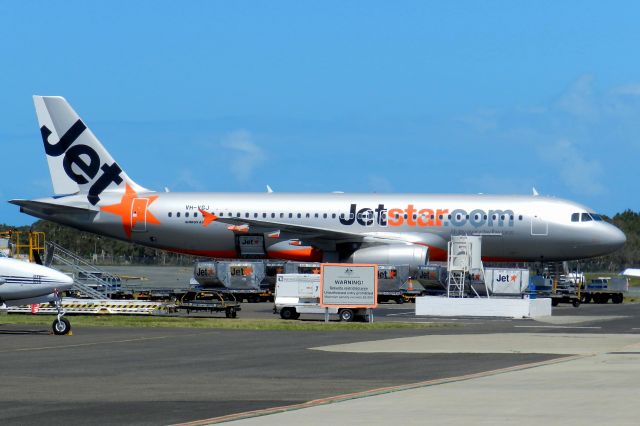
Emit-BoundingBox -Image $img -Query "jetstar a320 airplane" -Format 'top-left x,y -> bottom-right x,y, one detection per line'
10,96 -> 626,268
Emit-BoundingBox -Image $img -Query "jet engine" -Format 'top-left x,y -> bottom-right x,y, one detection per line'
345,244 -> 429,270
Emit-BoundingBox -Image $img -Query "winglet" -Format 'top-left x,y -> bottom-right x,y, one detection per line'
199,209 -> 218,227
266,185 -> 274,193
532,187 -> 539,196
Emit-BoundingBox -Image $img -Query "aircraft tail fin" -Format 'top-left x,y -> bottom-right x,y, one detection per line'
33,96 -> 149,205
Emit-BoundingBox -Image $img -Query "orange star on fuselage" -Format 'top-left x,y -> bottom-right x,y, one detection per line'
100,184 -> 160,238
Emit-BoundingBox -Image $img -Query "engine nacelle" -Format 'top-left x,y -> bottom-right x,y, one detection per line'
345,244 -> 429,270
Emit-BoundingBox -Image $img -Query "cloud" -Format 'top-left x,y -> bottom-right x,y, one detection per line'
537,139 -> 605,195
556,74 -> 598,118
221,130 -> 266,183
368,175 -> 394,193
173,169 -> 206,191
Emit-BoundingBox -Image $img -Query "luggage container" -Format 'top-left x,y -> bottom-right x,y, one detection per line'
192,260 -> 265,302
415,265 -> 447,295
483,268 -> 530,296
376,265 -> 410,304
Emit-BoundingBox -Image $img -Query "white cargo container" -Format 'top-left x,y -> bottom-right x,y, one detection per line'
274,274 -> 367,322
483,268 -> 530,296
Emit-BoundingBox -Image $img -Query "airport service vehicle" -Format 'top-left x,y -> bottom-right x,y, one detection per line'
581,277 -> 628,304
274,274 -> 366,321
0,252 -> 74,334
11,96 -> 627,268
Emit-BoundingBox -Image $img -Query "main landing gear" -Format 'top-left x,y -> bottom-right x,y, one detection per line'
52,290 -> 71,335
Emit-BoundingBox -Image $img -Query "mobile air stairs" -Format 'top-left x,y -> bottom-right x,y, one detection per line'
446,235 -> 488,298
45,242 -> 121,300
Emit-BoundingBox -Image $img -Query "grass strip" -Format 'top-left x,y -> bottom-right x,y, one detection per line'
0,314 -> 443,331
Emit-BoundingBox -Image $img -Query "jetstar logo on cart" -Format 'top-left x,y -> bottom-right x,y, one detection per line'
41,120 -> 123,205
339,204 -> 515,228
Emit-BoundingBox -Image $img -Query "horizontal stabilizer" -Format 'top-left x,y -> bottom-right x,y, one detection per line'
9,199 -> 95,216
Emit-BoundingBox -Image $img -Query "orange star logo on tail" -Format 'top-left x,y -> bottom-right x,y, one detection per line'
100,183 -> 160,238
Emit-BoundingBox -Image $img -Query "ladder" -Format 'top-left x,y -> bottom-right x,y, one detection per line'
46,242 -> 121,300
446,236 -> 487,298
447,238 -> 469,297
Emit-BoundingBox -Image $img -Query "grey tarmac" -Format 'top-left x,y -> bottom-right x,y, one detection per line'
0,301 -> 638,425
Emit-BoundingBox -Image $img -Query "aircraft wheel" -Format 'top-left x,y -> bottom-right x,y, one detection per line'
52,318 -> 71,335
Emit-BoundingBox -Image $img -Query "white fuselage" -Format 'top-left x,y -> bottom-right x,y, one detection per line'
17,191 -> 627,263
0,256 -> 73,306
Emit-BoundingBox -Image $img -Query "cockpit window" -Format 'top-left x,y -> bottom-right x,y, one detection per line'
591,213 -> 603,221
571,213 -> 579,222
581,213 -> 593,222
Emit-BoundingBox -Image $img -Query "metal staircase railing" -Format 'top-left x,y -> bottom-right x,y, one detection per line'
46,242 -> 121,300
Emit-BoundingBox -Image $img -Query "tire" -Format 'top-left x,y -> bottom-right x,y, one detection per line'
582,294 -> 591,304
280,307 -> 296,320
52,318 -> 71,335
396,297 -> 404,304
551,298 -> 559,307
612,294 -> 624,304
572,299 -> 581,308
339,309 -> 354,322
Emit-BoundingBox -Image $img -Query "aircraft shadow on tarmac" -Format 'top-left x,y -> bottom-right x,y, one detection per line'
0,327 -> 49,335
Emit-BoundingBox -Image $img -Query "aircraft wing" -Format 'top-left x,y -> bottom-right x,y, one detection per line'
207,214 -> 363,242
622,268 -> 640,278
9,199 -> 96,216
202,210 -> 446,248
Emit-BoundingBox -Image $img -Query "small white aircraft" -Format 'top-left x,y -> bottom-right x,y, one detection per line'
0,252 -> 74,334
622,268 -> 640,278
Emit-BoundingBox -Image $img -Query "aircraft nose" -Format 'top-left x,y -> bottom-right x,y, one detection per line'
604,224 -> 626,251
54,271 -> 74,289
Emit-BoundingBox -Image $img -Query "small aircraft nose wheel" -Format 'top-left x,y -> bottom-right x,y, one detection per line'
51,289 -> 71,335
53,317 -> 71,335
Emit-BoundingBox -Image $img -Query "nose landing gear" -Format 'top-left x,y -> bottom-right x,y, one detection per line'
51,290 -> 71,335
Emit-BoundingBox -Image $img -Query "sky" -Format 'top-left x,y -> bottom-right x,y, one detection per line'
1,1 -> 640,225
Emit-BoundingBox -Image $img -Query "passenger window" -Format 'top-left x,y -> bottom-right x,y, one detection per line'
263,213 -> 267,218
332,213 -> 336,219
323,213 -> 327,218
289,213 -> 293,218
254,213 -> 258,218
306,213 -> 310,218
315,213 -> 319,218
518,215 -> 523,221
581,213 -> 592,222
168,212 -> 172,217
297,213 -> 302,218
280,213 -> 284,218
177,212 -> 181,218
571,213 -> 579,222
194,212 -> 198,218
185,212 -> 189,218
245,213 -> 249,218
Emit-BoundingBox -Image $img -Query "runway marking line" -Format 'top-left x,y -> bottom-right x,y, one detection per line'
514,325 -> 602,329
0,331 -> 218,353
173,353 -> 588,426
